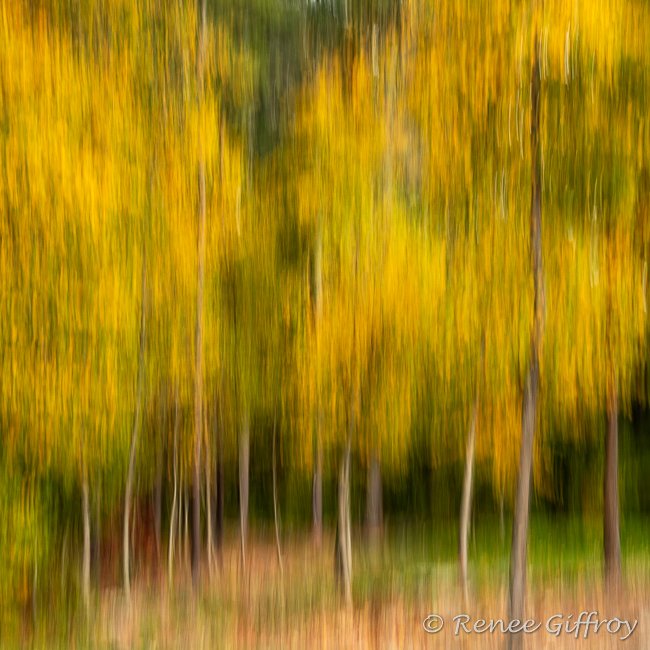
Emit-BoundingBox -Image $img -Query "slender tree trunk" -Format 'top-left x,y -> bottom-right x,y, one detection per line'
81,468 -> 91,615
335,241 -> 358,607
507,17 -> 544,650
239,413 -> 250,571
365,453 -> 383,542
508,358 -> 539,650
124,261 -> 146,602
205,440 -> 213,577
604,380 -> 621,590
168,389 -> 179,584
335,442 -> 352,607
178,486 -> 184,566
92,484 -> 101,588
183,489 -> 189,566
32,555 -> 37,633
214,406 -> 224,563
154,429 -> 163,568
312,440 -> 323,547
191,423 -> 202,586
499,491 -> 505,544
179,488 -> 184,564
459,396 -> 478,603
311,218 -> 324,546
192,0 -> 207,589
272,416 -> 283,576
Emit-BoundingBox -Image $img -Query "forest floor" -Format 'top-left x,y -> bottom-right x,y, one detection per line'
15,517 -> 650,649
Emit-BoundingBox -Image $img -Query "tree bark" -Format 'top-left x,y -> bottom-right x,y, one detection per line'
124,261 -> 146,602
168,388 -> 179,584
92,485 -> 101,588
81,468 -> 91,615
191,0 -> 207,589
205,437 -> 213,577
499,491 -> 505,544
272,416 -> 283,576
312,441 -> 323,547
191,467 -> 201,585
507,17 -> 544,650
508,357 -> 539,650
335,241 -> 358,607
311,218 -> 324,546
459,396 -> 478,603
154,425 -> 163,568
183,488 -> 189,566
32,555 -> 37,633
239,413 -> 250,571
214,404 -> 224,562
604,379 -> 621,590
335,442 -> 352,607
365,453 -> 383,542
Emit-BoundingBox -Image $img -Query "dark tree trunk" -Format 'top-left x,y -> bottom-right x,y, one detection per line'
365,453 -> 383,542
205,441 -> 213,576
214,410 -> 224,561
81,468 -> 91,615
507,18 -> 544,650
604,380 -> 621,590
92,485 -> 101,588
183,488 -> 189,566
239,414 -> 250,570
272,416 -> 283,575
499,491 -> 505,544
153,424 -> 163,567
168,388 -> 179,584
191,464 -> 201,585
312,440 -> 323,547
310,218 -> 324,547
153,453 -> 162,565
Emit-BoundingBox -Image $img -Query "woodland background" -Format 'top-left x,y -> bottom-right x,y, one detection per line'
1,0 -> 650,648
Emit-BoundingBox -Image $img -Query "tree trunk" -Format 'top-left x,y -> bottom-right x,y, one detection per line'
272,416 -> 283,576
459,397 -> 478,603
191,468 -> 201,585
508,358 -> 539,649
168,388 -> 179,585
604,380 -> 621,590
92,485 -> 101,588
239,413 -> 250,571
312,441 -> 323,547
311,218 -> 324,547
205,440 -> 213,577
32,555 -> 37,633
183,489 -> 189,566
214,406 -> 224,562
335,442 -> 352,607
499,491 -> 505,544
365,453 -> 383,542
192,0 -> 208,589
124,261 -> 146,602
81,469 -> 91,615
154,429 -> 163,568
507,18 -> 544,650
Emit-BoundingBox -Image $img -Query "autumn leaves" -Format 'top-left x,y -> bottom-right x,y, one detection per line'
0,0 -> 649,627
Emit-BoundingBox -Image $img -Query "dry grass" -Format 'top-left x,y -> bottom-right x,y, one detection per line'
80,532 -> 650,650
